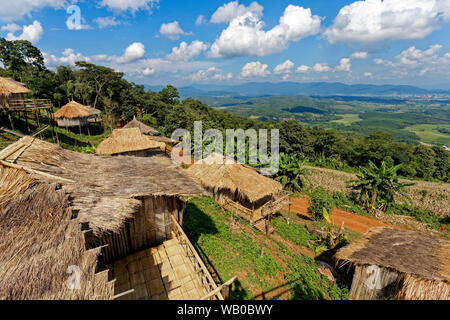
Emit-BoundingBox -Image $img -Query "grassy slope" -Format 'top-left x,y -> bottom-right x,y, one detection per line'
183,197 -> 349,300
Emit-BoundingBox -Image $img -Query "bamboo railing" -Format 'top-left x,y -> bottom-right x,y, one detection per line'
2,99 -> 53,111
170,215 -> 224,300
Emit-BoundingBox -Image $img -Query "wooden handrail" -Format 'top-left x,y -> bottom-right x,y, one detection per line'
170,215 -> 224,300
200,275 -> 238,300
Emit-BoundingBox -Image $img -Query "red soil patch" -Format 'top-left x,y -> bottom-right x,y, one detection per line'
284,197 -> 406,234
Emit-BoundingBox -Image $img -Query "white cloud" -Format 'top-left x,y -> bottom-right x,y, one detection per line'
312,63 -> 331,73
117,42 -> 146,63
99,0 -> 159,13
296,65 -> 311,73
95,16 -> 121,29
3,20 -> 43,43
209,5 -> 321,58
364,72 -> 373,78
195,15 -> 206,26
160,21 -> 191,40
335,58 -> 351,72
274,60 -> 294,74
211,1 -> 264,23
324,0 -> 450,44
240,61 -> 270,78
0,0 -> 66,21
44,48 -> 89,67
140,67 -> 155,76
351,51 -> 369,59
166,40 -> 209,61
188,67 -> 233,82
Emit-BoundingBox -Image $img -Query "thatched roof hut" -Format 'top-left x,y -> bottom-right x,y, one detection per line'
96,128 -> 166,156
185,153 -> 288,227
0,137 -> 208,300
335,227 -> 450,300
123,116 -> 159,136
0,77 -> 31,110
53,100 -> 99,128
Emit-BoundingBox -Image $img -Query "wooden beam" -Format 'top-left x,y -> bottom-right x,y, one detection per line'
0,160 -> 75,183
114,289 -> 135,300
0,127 -> 24,138
200,276 -> 238,300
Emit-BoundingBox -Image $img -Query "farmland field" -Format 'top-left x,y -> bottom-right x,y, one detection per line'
405,124 -> 450,146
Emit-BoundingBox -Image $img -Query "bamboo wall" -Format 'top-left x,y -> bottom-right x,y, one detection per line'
56,117 -> 89,127
88,195 -> 184,266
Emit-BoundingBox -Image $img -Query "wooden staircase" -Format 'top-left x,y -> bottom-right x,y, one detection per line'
253,218 -> 274,235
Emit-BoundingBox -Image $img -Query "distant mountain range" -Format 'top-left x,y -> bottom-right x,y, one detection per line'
147,82 -> 450,98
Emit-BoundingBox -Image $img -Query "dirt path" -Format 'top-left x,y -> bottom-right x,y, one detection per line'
284,197 -> 406,234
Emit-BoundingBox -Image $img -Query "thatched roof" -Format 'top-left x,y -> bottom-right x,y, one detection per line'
96,128 -> 166,155
148,135 -> 179,144
53,100 -> 92,119
0,166 -> 115,300
0,77 -> 31,96
185,153 -> 282,204
335,227 -> 450,282
123,116 -> 159,135
0,136 -> 204,235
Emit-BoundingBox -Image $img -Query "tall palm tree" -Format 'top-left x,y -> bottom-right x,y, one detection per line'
275,153 -> 310,192
348,161 -> 414,212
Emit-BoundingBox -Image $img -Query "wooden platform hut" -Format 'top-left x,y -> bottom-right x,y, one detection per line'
0,77 -> 31,110
185,153 -> 289,234
335,227 -> 450,300
0,137 -> 223,300
53,100 -> 99,129
123,116 -> 159,136
96,128 -> 166,157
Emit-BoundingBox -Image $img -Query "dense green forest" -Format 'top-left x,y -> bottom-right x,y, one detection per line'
1,38 -> 449,183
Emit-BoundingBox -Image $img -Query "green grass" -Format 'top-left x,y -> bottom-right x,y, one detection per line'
405,124 -> 450,146
331,114 -> 361,126
183,196 -> 349,300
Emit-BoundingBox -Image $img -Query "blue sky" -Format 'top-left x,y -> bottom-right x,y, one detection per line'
1,0 -> 450,88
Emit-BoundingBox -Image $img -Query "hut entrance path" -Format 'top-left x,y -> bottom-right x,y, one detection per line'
106,237 -> 208,300
285,196 -> 406,234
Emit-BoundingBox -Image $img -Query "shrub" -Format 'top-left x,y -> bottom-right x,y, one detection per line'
308,188 -> 334,221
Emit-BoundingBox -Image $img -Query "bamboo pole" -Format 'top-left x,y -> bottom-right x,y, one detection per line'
0,160 -> 75,183
200,276 -> 238,300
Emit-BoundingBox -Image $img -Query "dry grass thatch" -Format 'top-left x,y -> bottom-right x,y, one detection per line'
96,128 -> 166,155
123,116 -> 159,135
304,166 -> 450,217
336,227 -> 450,283
53,100 -> 92,119
0,77 -> 31,96
0,136 -> 204,234
185,153 -> 282,205
0,170 -> 115,300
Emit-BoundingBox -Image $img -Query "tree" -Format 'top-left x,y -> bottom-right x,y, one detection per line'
348,161 -> 414,213
274,153 -> 309,192
0,38 -> 45,75
75,61 -> 123,110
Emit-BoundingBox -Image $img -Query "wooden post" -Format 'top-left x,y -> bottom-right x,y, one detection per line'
8,112 -> 14,131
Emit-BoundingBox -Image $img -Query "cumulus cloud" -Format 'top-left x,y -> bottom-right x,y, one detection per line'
209,4 -> 321,58
364,72 -> 374,78
324,0 -> 450,44
188,67 -> 233,82
240,61 -> 270,78
312,63 -> 331,73
274,60 -> 294,75
44,48 -> 89,67
196,15 -> 206,26
95,16 -> 121,29
351,51 -> 369,59
117,42 -> 146,63
166,40 -> 209,61
99,0 -> 159,13
160,21 -> 191,40
211,1 -> 264,23
335,58 -> 351,72
296,65 -> 311,73
2,21 -> 43,43
0,0 -> 66,21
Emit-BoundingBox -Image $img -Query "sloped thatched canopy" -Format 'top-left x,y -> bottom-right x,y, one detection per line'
335,227 -> 450,300
0,77 -> 31,96
186,153 -> 283,209
0,137 -> 206,299
96,128 -> 166,156
53,100 -> 92,119
124,116 -> 159,136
